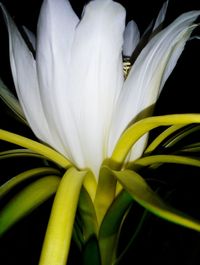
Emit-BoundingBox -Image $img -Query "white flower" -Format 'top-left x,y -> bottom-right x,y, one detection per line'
1,0 -> 199,177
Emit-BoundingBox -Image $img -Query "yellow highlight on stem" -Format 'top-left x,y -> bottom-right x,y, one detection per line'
112,114 -> 200,168
132,155 -> 200,169
144,124 -> 185,154
111,168 -> 200,233
39,167 -> 88,265
0,129 -> 71,168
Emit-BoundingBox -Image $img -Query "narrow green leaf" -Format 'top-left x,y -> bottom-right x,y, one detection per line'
78,187 -> 98,240
144,124 -> 185,154
94,166 -> 117,225
111,167 -> 200,232
39,167 -> 88,265
0,176 -> 60,235
180,143 -> 200,153
163,124 -> 200,149
82,236 -> 101,265
73,216 -> 84,250
145,124 -> 200,154
98,190 -> 133,265
0,149 -> 45,160
111,114 -> 200,169
0,167 -> 60,198
83,170 -> 97,202
128,154 -> 200,170
0,129 -> 71,168
0,78 -> 27,124
99,191 -> 132,238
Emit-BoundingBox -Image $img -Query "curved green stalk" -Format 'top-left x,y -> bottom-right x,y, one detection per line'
111,167 -> 200,232
111,114 -> 200,168
94,166 -> 117,225
144,124 -> 200,155
0,175 -> 60,235
78,187 -> 98,240
128,154 -> 200,170
180,143 -> 200,153
0,167 -> 60,198
83,170 -> 97,202
0,149 -> 46,160
163,124 -> 200,148
0,129 -> 71,168
144,124 -> 185,154
39,167 -> 88,265
98,191 -> 133,265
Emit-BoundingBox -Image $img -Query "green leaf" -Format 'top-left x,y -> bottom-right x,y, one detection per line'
0,167 -> 60,198
98,190 -> 133,265
180,143 -> 200,153
128,154 -> 200,170
39,167 -> 89,265
73,216 -> 84,250
99,191 -> 132,239
108,167 -> 200,232
82,236 -> 101,265
0,78 -> 27,124
145,124 -> 200,154
94,166 -> 117,225
163,124 -> 200,149
83,170 -> 97,202
0,129 -> 71,168
0,149 -> 45,160
111,114 -> 200,169
0,175 -> 60,235
78,187 -> 98,240
144,124 -> 185,154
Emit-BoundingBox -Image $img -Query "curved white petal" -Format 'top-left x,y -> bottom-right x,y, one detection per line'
142,20 -> 154,38
153,0 -> 169,31
68,0 -> 125,175
141,1 -> 168,39
123,20 -> 140,57
36,0 -> 80,162
109,11 -> 200,158
0,4 -> 56,147
22,26 -> 36,50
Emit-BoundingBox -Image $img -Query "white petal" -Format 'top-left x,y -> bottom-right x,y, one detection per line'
123,20 -> 140,57
36,0 -> 81,163
153,0 -> 169,31
129,134 -> 148,161
0,4 -> 56,147
109,11 -> 200,158
22,26 -> 36,50
141,1 -> 168,39
68,0 -> 125,175
142,19 -> 154,38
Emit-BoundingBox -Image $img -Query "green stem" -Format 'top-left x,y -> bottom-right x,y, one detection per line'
94,166 -> 117,225
39,167 -> 87,265
98,191 -> 133,265
111,114 -> 200,168
0,129 -> 71,168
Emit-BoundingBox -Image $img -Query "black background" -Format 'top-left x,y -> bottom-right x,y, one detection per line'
0,0 -> 200,264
